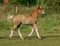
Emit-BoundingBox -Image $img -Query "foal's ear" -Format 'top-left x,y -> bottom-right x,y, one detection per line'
38,6 -> 43,10
37,6 -> 40,9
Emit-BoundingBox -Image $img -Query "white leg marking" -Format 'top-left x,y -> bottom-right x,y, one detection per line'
28,27 -> 34,37
9,30 -> 13,38
17,28 -> 24,40
34,24 -> 41,39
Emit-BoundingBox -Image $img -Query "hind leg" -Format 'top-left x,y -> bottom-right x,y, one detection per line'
9,24 -> 17,38
16,23 -> 24,40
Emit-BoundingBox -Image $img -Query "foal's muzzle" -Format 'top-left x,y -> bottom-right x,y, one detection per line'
41,10 -> 45,15
41,10 -> 45,17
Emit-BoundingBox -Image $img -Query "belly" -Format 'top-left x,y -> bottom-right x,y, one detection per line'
21,18 -> 32,24
22,20 -> 31,24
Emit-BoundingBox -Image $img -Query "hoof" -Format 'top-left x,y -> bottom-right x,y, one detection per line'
38,37 -> 42,40
20,37 -> 24,40
21,38 -> 24,40
9,36 -> 12,39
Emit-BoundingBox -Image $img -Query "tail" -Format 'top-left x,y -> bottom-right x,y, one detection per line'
7,13 -> 14,21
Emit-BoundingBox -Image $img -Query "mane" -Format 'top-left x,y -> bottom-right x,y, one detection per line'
29,6 -> 39,16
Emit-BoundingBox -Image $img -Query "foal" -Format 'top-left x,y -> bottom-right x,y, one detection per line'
9,6 -> 45,40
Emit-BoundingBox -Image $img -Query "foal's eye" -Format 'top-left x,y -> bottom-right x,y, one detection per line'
37,7 -> 40,9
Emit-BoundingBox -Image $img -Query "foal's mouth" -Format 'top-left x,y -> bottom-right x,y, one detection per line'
41,11 -> 46,18
41,14 -> 46,18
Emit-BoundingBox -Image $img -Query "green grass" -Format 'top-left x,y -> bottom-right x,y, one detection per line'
0,4 -> 60,46
0,30 -> 60,46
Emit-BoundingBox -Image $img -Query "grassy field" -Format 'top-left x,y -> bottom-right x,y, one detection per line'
0,4 -> 60,46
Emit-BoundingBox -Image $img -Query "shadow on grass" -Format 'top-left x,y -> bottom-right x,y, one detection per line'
0,35 -> 60,40
42,35 -> 60,39
0,37 -> 8,39
25,36 -> 39,40
0,36 -> 20,40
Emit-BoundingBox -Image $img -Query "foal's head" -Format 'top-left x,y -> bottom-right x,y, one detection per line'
37,6 -> 45,15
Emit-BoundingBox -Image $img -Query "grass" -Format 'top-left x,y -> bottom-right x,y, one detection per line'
0,30 -> 60,46
0,4 -> 60,46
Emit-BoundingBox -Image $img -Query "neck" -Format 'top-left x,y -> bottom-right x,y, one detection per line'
29,10 -> 39,19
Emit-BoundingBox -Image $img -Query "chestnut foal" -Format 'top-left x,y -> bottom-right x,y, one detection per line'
9,6 -> 45,40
